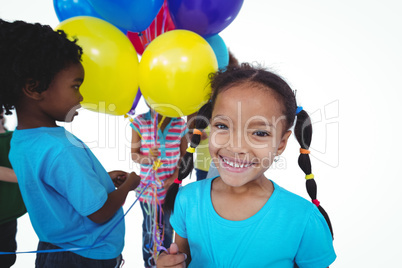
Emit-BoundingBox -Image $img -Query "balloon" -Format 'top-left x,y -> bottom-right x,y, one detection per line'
53,0 -> 128,34
204,34 -> 229,70
127,0 -> 175,55
127,89 -> 142,115
139,30 -> 218,117
56,16 -> 139,115
87,0 -> 163,32
167,0 -> 244,37
53,0 -> 101,22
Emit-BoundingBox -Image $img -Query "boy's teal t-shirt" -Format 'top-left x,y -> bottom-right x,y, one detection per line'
9,127 -> 124,260
170,178 -> 336,268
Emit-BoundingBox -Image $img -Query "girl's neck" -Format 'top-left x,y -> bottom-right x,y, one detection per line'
150,110 -> 171,133
211,177 -> 274,221
213,176 -> 273,195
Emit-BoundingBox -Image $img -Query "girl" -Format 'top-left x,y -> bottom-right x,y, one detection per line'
158,63 -> 336,267
130,107 -> 187,267
0,19 -> 141,267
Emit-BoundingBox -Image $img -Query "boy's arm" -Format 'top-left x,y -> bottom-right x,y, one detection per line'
157,233 -> 190,267
87,172 -> 141,224
0,166 -> 17,183
131,128 -> 157,165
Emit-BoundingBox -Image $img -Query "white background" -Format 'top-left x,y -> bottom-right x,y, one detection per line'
1,0 -> 402,267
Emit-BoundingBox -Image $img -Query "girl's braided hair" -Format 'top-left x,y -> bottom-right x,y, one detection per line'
164,63 -> 333,237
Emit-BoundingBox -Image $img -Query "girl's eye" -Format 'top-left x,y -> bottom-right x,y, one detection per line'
73,85 -> 81,90
253,130 -> 269,137
215,123 -> 228,130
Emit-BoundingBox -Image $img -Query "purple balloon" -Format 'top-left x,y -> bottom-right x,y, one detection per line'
128,89 -> 142,115
167,0 -> 244,37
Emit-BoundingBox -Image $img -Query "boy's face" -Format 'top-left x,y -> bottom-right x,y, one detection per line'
209,83 -> 291,188
41,62 -> 84,123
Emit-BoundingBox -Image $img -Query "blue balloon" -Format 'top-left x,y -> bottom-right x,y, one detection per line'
205,35 -> 229,70
168,0 -> 244,37
53,0 -> 101,22
87,0 -> 163,32
53,0 -> 127,33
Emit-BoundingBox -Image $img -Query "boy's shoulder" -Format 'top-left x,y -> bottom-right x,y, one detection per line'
12,127 -> 84,152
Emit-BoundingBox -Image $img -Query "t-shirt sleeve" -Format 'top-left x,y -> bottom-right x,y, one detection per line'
295,207 -> 336,268
45,146 -> 108,217
131,118 -> 141,136
169,187 -> 188,239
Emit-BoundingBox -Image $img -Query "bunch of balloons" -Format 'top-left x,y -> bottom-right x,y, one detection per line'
54,0 -> 243,117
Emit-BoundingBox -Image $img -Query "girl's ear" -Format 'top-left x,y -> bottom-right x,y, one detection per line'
22,79 -> 42,100
277,130 -> 292,155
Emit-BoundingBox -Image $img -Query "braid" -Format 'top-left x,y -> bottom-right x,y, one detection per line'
295,109 -> 333,237
164,102 -> 213,213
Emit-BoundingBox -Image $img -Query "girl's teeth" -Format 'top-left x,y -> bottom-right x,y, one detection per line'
223,158 -> 251,168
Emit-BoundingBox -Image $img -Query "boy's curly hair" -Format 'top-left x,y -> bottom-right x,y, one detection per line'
0,19 -> 83,115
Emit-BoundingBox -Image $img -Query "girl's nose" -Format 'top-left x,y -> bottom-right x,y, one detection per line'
228,129 -> 249,154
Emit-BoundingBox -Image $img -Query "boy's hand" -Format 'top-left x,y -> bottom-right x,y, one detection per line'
157,243 -> 187,268
123,172 -> 141,191
109,170 -> 128,188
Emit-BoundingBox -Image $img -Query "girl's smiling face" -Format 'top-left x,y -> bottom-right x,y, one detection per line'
209,82 -> 292,187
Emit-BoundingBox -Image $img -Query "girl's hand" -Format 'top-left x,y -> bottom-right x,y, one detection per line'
109,170 -> 128,188
157,243 -> 187,268
163,168 -> 179,190
163,177 -> 174,191
149,145 -> 160,161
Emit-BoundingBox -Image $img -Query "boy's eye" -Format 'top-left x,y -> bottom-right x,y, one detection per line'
253,130 -> 269,137
73,85 -> 81,90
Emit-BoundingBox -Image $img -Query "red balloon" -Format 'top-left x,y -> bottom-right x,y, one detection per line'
127,0 -> 175,55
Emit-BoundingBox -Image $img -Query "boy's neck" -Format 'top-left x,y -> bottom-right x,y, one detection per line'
15,106 -> 57,130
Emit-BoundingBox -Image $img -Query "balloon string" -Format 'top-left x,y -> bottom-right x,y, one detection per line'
139,33 -> 146,49
146,27 -> 152,47
154,11 -> 158,40
157,115 -> 166,131
162,3 -> 167,33
0,181 -> 152,255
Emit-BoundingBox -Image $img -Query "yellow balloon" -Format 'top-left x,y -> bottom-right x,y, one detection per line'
56,16 -> 139,115
139,30 -> 218,117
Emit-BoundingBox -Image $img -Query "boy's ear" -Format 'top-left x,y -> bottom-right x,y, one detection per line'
22,79 -> 43,100
277,130 -> 292,155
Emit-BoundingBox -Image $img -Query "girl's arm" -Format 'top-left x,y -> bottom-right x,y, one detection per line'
157,233 -> 190,267
0,166 -> 17,183
163,136 -> 188,190
131,128 -> 158,165
87,171 -> 141,224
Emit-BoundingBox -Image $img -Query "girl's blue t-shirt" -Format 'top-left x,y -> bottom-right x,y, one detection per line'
170,178 -> 336,268
9,127 -> 124,260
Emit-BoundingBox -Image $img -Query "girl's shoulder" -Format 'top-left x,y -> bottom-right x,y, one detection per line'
271,180 -> 315,211
134,111 -> 151,121
178,177 -> 212,199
